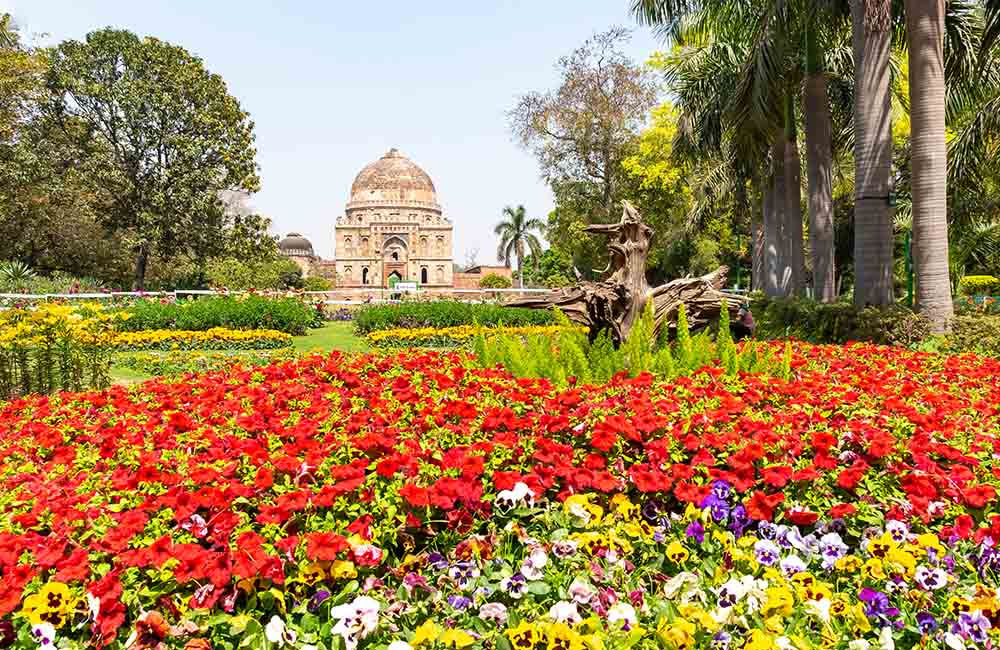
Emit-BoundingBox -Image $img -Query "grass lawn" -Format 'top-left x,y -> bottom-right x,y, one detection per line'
110,322 -> 367,384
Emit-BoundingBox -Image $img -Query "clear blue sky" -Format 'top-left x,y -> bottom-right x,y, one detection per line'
11,1 -> 661,262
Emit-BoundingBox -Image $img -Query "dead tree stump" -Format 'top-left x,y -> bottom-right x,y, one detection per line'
508,201 -> 739,344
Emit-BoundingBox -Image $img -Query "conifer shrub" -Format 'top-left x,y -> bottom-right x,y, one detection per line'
473,301 -> 782,386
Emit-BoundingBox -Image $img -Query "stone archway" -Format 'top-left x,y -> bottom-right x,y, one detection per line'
382,236 -> 408,288
387,271 -> 402,288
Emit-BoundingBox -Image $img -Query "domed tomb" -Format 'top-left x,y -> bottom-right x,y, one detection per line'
334,148 -> 453,289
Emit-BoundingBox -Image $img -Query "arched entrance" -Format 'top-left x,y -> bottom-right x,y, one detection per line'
381,236 -> 408,288
420,267 -> 428,284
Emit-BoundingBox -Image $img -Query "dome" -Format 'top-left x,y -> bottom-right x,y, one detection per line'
278,233 -> 314,256
349,148 -> 437,206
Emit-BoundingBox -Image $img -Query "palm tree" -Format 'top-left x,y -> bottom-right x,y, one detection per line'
851,0 -> 895,306
494,205 -> 544,288
905,0 -> 953,331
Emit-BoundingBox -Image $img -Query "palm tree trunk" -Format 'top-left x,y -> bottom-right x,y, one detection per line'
906,0 -> 953,332
804,15 -> 837,302
765,130 -> 789,297
750,175 -> 765,291
852,0 -> 895,306
784,91 -> 804,296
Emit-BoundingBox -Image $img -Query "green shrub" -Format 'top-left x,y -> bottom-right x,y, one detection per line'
750,294 -> 930,347
479,273 -> 512,289
303,276 -> 334,291
932,315 -> 1000,357
958,274 -> 1000,296
474,301 -> 783,386
354,301 -> 554,334
119,296 -> 321,335
205,257 -> 304,290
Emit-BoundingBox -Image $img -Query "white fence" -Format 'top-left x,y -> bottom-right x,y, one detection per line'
0,287 -> 554,305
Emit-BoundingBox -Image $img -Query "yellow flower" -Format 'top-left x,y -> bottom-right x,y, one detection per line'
948,597 -> 973,617
656,617 -> 696,649
677,606 -> 718,633
916,533 -> 945,559
665,541 -> 689,564
867,532 -> 896,559
300,562 -> 327,584
412,620 -> 441,647
835,555 -> 862,573
610,494 -> 639,519
762,585 -> 794,618
862,558 -> 886,581
851,602 -> 872,633
886,547 -> 917,577
507,622 -> 539,650
744,629 -> 779,650
330,560 -> 358,580
546,623 -> 583,650
440,629 -> 475,649
564,495 -> 603,526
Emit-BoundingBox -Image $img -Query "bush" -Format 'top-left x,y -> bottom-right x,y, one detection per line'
116,349 -> 297,378
474,302 -> 785,386
120,296 -> 320,335
303,276 -> 334,291
958,274 -> 1000,296
205,257 -> 304,290
479,273 -> 512,289
750,294 -> 930,347
353,301 -> 554,334
933,315 -> 1000,357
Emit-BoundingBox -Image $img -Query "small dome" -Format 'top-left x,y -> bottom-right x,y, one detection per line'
349,148 -> 437,205
278,233 -> 314,256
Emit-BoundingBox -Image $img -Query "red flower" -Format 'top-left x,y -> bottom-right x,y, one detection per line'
746,491 -> 785,521
305,532 -> 349,561
966,485 -> 996,509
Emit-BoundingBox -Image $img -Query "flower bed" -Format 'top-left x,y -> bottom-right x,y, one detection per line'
115,349 -> 298,377
366,324 -> 583,348
108,327 -> 292,351
0,343 -> 999,649
354,301 -> 554,335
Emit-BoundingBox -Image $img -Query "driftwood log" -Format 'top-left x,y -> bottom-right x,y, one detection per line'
509,201 -> 741,344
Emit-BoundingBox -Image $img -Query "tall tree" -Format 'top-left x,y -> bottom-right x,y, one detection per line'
494,205 -> 544,288
44,28 -> 259,289
509,27 -> 658,222
852,0 -> 895,306
906,0 -> 953,331
803,5 -> 837,302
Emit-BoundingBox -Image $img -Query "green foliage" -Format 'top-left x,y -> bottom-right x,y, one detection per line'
115,349 -> 296,378
474,304 -> 781,387
354,301 -> 554,335
750,294 -> 932,347
479,273 -> 512,289
302,275 -> 334,292
958,274 -> 1000,296
45,28 -> 260,289
928,315 -> 1000,357
676,303 -> 693,367
521,248 -> 575,288
120,296 -> 321,335
204,257 -> 304,291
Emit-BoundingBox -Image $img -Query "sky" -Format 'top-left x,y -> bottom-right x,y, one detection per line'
9,1 -> 662,263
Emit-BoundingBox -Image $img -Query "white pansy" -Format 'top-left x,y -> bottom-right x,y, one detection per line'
878,626 -> 895,650
388,642 -> 414,650
806,598 -> 832,624
265,616 -> 297,647
607,602 -> 638,628
548,601 -> 582,625
944,633 -> 966,650
849,641 -> 872,650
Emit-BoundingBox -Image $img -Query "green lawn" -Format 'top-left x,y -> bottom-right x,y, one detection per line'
110,322 -> 367,384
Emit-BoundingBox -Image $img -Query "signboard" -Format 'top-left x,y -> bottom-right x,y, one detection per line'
394,282 -> 419,293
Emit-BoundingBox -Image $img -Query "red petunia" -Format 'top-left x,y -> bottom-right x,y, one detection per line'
305,532 -> 349,561
746,491 -> 785,521
966,484 -> 997,509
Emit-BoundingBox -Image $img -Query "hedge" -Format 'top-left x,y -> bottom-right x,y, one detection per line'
119,296 -> 322,335
353,301 -> 553,334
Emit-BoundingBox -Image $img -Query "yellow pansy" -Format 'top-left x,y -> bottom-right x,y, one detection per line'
744,629 -> 779,650
300,562 -> 327,584
762,585 -> 795,618
862,558 -> 887,581
851,602 -> 872,633
835,555 -> 862,573
656,617 -> 696,649
440,629 -> 475,649
916,533 -> 945,559
507,621 -> 539,650
546,623 -> 584,650
666,541 -> 689,563
412,620 -> 441,647
867,532 -> 897,559
610,494 -> 639,519
886,547 -> 917,577
330,560 -> 358,579
564,494 -> 603,526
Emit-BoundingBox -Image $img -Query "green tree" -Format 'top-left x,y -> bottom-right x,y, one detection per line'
494,205 -> 545,288
44,28 -> 260,290
509,27 -> 658,221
